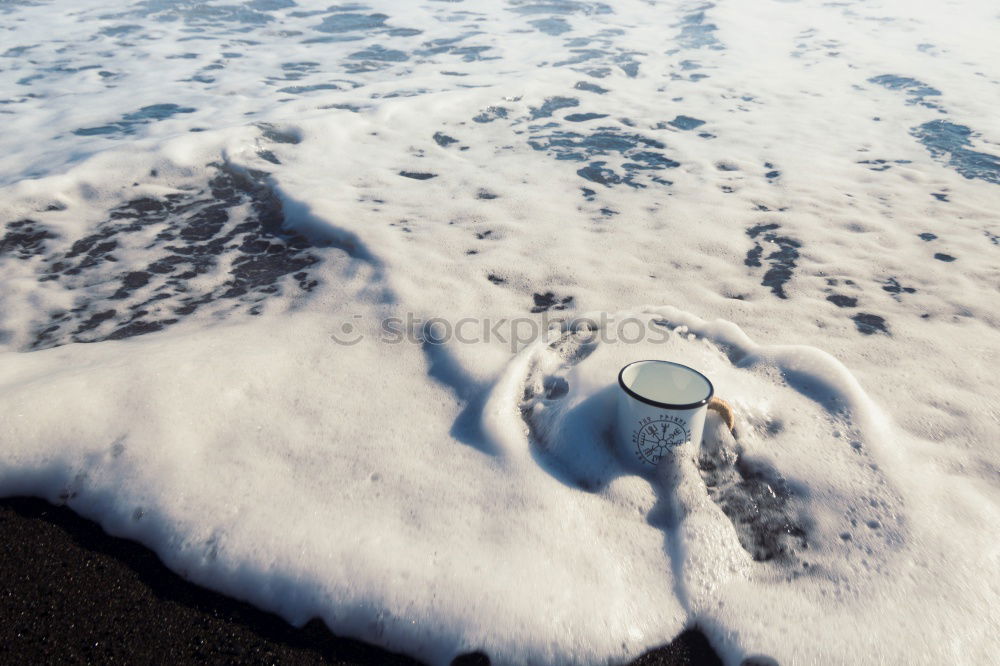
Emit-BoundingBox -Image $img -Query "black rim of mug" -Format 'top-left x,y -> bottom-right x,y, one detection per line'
617,359 -> 714,410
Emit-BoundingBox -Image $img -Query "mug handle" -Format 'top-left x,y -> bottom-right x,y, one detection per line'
707,396 -> 736,435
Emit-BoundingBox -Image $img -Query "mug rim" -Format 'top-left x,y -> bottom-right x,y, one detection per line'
617,359 -> 714,410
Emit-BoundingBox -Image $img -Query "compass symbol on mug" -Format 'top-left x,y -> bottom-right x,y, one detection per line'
631,415 -> 690,465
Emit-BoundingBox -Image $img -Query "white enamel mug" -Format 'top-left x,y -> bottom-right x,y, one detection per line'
616,360 -> 714,469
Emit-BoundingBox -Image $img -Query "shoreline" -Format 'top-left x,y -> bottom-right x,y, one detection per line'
1,497 -> 722,665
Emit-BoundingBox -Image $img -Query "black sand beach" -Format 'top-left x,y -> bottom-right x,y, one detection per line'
1,497 -> 722,665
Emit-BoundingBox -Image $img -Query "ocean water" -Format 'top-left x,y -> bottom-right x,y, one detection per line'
1,1 -> 999,664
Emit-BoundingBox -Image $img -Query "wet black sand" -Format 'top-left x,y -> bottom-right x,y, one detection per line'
1,497 -> 722,665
